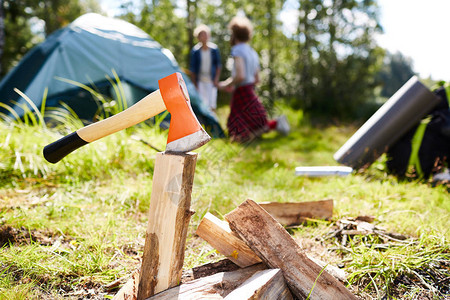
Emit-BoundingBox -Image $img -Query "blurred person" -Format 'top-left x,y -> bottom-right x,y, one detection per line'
189,24 -> 222,113
218,16 -> 289,142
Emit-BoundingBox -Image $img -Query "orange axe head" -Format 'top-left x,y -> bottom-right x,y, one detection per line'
159,73 -> 211,153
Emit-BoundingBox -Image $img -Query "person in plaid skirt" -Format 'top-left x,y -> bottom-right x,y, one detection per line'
218,16 -> 289,142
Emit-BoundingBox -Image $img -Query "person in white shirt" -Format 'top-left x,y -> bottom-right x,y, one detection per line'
189,24 -> 222,113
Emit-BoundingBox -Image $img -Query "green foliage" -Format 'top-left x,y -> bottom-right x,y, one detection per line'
112,0 -> 385,120
2,0 -> 389,120
0,0 -> 99,77
293,0 -> 384,119
28,0 -> 84,36
1,1 -> 40,77
377,51 -> 416,98
119,0 -> 190,68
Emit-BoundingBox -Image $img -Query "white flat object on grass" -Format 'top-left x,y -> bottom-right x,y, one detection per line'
295,166 -> 353,177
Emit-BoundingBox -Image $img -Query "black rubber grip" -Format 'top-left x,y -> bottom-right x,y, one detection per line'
43,131 -> 88,163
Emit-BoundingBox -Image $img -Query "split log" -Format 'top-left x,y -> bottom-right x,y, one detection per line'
259,199 -> 333,226
224,268 -> 293,300
148,263 -> 266,299
196,212 -> 346,282
112,269 -> 139,300
225,199 -> 356,300
181,259 -> 240,283
137,152 -> 197,300
114,259 -> 241,300
195,212 -> 261,267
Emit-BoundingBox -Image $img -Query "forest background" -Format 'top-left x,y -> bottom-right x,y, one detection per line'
0,0 -> 424,121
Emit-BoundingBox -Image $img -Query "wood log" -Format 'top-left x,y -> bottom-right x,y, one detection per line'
114,259 -> 240,300
112,264 -> 297,300
224,268 -> 293,300
259,199 -> 333,226
225,199 -> 356,300
196,212 -> 346,282
195,212 -> 261,267
181,259 -> 240,283
112,269 -> 139,300
137,152 -> 197,300
148,264 -> 266,299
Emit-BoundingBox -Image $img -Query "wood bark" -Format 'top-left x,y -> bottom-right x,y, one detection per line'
112,269 -> 139,300
196,213 -> 346,282
137,152 -> 197,300
114,259 -> 240,300
259,199 -> 333,226
181,259 -> 240,283
225,199 -> 356,300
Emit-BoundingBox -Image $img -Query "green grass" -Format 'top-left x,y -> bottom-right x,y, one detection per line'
0,97 -> 448,299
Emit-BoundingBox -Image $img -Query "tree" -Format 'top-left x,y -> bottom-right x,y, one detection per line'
245,0 -> 286,112
294,0 -> 384,119
0,0 -> 4,75
377,51 -> 416,98
118,0 -> 190,68
1,0 -> 389,121
1,0 -> 37,77
186,0 -> 197,65
27,0 -> 85,36
0,0 -> 93,78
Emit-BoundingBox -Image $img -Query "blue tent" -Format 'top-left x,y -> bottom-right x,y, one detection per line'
0,13 -> 224,137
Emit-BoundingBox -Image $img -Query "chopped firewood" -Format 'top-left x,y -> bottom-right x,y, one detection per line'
196,213 -> 347,282
138,153 -> 197,300
181,259 -> 240,283
196,212 -> 262,267
147,264 -> 266,299
259,199 -> 333,226
112,269 -> 139,300
225,199 -> 356,300
224,269 -> 293,300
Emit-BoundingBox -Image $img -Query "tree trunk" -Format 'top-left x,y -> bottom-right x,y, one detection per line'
0,0 -> 4,75
186,0 -> 197,68
267,0 -> 275,111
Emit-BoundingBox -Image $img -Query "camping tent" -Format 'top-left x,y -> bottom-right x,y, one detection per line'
0,13 -> 224,137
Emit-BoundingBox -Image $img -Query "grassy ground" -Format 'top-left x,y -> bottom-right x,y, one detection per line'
0,102 -> 449,299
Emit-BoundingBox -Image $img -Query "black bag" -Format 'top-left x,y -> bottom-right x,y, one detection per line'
386,86 -> 450,178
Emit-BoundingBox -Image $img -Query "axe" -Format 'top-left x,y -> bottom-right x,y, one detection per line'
43,73 -> 211,163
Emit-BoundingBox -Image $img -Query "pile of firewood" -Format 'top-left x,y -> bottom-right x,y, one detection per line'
113,199 -> 359,299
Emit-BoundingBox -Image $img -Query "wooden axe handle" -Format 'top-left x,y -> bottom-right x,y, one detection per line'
43,89 -> 165,163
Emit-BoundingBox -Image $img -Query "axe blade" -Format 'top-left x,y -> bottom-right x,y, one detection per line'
159,72 -> 211,153
165,129 -> 211,153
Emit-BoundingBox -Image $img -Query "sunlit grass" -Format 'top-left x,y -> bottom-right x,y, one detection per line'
345,232 -> 449,297
0,83 -> 448,298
